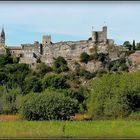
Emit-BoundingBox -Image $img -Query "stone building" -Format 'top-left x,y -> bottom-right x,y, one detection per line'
0,26 -> 115,71
92,26 -> 114,45
41,26 -> 114,67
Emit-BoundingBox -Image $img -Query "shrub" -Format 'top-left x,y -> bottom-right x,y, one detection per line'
20,91 -> 78,120
12,55 -> 19,63
65,87 -> 89,113
36,63 -> 52,75
42,73 -> 69,89
89,52 -> 98,61
78,69 -> 95,79
0,54 -> 13,66
109,58 -> 128,72
98,53 -> 108,63
23,76 -> 42,94
0,88 -> 21,114
53,56 -> 69,73
80,52 -> 90,63
128,112 -> 140,120
0,72 -> 8,85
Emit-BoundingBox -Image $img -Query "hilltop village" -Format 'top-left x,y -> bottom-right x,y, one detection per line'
0,26 -> 140,72
1,26 -> 140,121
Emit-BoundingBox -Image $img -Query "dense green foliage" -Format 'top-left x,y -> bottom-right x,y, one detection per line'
109,58 -> 128,72
80,52 -> 90,63
88,72 -> 140,119
1,50 -> 140,121
42,73 -> 69,89
21,90 -> 78,120
128,112 -> 140,120
80,52 -> 109,64
53,56 -> 69,73
0,54 -> 88,119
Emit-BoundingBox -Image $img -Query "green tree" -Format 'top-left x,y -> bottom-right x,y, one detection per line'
123,41 -> 132,50
136,42 -> 140,50
53,56 -> 69,73
42,73 -> 69,89
23,75 -> 42,94
132,40 -> 136,50
0,54 -> 13,66
88,72 -> 140,119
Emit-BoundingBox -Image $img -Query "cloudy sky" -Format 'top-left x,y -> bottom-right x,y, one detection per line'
0,1 -> 140,46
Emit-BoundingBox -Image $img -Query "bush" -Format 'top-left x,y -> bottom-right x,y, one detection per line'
89,52 -> 98,61
78,69 -> 95,79
0,72 -> 8,85
65,87 -> 89,113
36,63 -> 52,75
12,55 -> 19,63
0,54 -> 13,66
53,56 -> 69,73
80,52 -> 90,63
109,58 -> 128,72
20,91 -> 78,120
129,112 -> 140,120
23,76 -> 42,94
0,88 -> 21,114
98,53 -> 108,63
42,73 -> 69,89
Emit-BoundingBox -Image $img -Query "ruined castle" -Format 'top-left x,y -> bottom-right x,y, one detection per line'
0,26 -> 115,70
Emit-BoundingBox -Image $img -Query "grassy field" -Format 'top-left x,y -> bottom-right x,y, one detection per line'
0,120 -> 140,138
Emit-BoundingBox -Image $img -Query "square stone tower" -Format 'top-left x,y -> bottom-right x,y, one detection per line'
92,26 -> 107,44
42,35 -> 51,47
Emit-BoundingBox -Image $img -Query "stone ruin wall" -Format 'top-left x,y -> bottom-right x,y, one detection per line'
4,26 -> 117,72
41,39 -> 115,72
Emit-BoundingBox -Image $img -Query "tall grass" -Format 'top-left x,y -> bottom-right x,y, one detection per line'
0,120 -> 140,138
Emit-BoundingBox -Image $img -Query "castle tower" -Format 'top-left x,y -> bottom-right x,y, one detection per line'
42,35 -> 51,47
92,31 -> 98,43
0,27 -> 5,46
102,26 -> 107,43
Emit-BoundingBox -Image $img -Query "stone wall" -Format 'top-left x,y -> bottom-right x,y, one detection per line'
3,26 -> 115,72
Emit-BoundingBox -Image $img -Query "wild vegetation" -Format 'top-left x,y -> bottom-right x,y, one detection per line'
1,41 -> 140,121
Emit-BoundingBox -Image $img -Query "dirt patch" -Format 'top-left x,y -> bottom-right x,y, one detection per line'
0,115 -> 17,121
70,114 -> 91,121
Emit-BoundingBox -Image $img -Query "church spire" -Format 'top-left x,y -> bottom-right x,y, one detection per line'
1,26 -> 5,39
0,26 -> 5,45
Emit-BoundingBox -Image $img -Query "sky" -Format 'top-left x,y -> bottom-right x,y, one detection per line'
0,1 -> 140,46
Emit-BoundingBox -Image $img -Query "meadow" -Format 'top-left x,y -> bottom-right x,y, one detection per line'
1,120 -> 140,138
